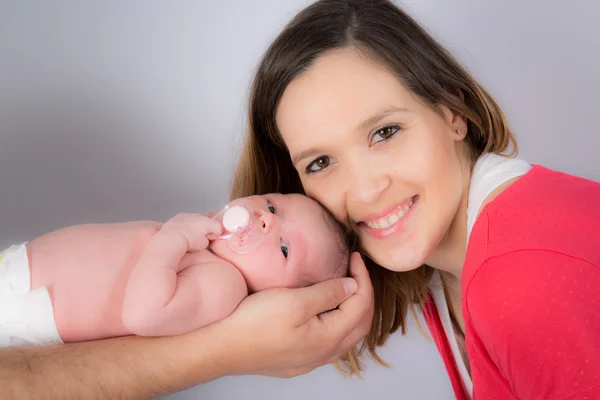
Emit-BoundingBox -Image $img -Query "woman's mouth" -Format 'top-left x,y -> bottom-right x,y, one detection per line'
359,195 -> 419,237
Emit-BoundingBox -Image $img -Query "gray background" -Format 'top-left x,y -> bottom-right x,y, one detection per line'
1,0 -> 598,399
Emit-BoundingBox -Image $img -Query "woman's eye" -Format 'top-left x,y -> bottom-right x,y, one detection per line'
306,156 -> 330,173
371,125 -> 400,144
280,240 -> 288,258
267,201 -> 276,214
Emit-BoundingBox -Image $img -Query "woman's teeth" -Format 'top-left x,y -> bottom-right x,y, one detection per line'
364,198 -> 415,230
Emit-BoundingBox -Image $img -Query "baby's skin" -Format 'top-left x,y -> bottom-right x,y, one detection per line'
27,193 -> 347,342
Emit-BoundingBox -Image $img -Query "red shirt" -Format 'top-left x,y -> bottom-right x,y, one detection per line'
460,165 -> 600,399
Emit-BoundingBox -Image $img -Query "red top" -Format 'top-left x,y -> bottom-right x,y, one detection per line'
458,165 -> 600,399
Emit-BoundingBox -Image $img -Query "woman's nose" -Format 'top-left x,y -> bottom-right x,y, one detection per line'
347,162 -> 390,204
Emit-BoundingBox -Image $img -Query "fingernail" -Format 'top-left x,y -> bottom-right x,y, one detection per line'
343,278 -> 358,295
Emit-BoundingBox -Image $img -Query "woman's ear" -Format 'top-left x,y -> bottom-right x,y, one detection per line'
439,105 -> 468,141
442,88 -> 468,141
452,119 -> 468,141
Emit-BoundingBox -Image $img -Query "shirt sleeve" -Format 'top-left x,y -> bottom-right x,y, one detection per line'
466,250 -> 600,400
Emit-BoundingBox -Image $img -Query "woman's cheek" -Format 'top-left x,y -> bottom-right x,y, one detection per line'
306,176 -> 346,218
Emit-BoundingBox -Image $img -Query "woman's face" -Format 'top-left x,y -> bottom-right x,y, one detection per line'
276,48 -> 469,272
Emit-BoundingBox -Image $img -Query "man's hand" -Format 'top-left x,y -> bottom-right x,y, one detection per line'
212,252 -> 374,377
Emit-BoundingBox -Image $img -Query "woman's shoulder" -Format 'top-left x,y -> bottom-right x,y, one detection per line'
462,165 -> 600,301
468,164 -> 600,265
461,165 -> 600,398
484,164 -> 600,216
463,165 -> 600,372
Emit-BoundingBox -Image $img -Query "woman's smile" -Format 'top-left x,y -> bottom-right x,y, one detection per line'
358,195 -> 419,239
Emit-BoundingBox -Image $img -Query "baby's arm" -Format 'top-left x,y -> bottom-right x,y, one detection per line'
122,214 -> 248,337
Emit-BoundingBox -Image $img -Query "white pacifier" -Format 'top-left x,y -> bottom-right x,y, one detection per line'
222,206 -> 250,234
210,199 -> 266,254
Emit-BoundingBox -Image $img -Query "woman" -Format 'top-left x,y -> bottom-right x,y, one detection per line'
232,0 -> 600,399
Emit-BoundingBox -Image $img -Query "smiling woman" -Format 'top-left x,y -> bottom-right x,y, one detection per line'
232,0 -> 600,399
278,48 -> 476,274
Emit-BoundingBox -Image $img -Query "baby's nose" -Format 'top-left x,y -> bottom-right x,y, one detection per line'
257,210 -> 275,235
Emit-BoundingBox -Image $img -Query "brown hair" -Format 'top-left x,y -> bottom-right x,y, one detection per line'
231,0 -> 517,375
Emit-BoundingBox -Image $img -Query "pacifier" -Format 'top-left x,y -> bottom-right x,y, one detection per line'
210,199 -> 265,254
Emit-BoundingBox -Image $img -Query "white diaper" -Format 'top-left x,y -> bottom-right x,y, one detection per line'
0,243 -> 63,347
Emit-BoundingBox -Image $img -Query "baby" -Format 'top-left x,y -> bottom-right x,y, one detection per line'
0,193 -> 352,347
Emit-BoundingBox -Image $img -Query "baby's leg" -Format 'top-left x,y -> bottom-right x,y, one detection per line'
121,213 -> 247,336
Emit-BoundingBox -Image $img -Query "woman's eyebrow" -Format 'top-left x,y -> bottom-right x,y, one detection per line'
292,147 -> 321,166
357,106 -> 409,132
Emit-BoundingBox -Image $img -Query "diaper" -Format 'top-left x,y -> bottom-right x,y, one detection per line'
0,243 -> 63,347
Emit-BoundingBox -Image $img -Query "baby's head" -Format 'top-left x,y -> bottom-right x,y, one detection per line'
209,193 -> 352,293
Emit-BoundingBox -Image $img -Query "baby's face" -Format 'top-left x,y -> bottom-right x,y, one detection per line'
209,193 -> 344,292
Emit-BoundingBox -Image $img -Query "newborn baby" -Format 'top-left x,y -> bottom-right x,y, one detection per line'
0,193 -> 351,347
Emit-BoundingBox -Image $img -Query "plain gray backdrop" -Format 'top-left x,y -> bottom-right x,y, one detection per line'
1,1 -> 598,399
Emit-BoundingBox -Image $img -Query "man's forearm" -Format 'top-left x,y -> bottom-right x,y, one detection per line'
0,327 -> 227,400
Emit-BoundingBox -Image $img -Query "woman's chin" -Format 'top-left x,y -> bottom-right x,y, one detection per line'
365,244 -> 426,272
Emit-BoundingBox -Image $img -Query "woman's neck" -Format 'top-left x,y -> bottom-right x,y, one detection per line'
426,150 -> 473,334
426,161 -> 472,279
433,180 -> 471,334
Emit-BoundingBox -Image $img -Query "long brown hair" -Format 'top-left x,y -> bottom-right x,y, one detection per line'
231,0 -> 517,375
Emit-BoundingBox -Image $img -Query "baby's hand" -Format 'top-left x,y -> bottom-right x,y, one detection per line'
123,214 -> 226,336
160,213 -> 223,252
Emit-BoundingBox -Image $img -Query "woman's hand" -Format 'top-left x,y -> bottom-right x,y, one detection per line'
211,252 -> 374,377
